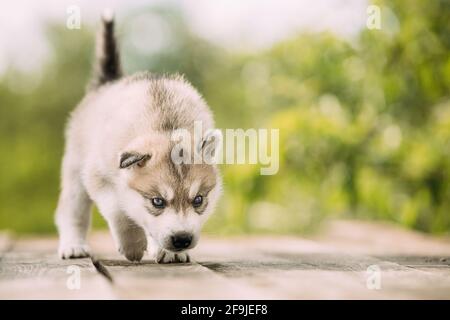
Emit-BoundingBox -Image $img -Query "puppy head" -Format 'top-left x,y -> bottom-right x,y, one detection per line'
117,132 -> 221,252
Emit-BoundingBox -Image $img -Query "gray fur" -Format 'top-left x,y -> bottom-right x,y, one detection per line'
55,14 -> 222,264
89,14 -> 122,89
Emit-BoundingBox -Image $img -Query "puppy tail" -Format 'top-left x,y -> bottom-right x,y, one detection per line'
89,9 -> 122,89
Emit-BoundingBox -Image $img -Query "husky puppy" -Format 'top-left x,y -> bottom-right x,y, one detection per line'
55,13 -> 222,263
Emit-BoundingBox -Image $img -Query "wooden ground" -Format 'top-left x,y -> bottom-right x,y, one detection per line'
1,220 -> 449,299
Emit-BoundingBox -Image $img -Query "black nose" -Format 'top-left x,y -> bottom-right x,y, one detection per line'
171,232 -> 193,250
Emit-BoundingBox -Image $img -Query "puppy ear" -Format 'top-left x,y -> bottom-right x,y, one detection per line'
119,152 -> 151,169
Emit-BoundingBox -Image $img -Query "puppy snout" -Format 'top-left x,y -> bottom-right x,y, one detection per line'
171,232 -> 193,250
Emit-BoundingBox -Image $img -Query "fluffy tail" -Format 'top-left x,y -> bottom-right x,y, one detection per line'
89,9 -> 122,89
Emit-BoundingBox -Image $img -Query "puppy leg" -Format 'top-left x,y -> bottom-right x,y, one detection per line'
87,186 -> 147,262
105,211 -> 147,261
107,214 -> 148,262
55,157 -> 92,259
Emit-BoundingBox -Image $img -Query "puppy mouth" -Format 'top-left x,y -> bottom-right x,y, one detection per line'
165,245 -> 195,253
169,247 -> 187,252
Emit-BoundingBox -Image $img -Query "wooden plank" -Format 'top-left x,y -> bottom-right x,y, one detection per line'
0,253 -> 115,299
189,236 -> 450,299
312,220 -> 450,256
1,221 -> 450,299
88,237 -> 343,299
91,253 -> 270,299
94,237 -> 447,299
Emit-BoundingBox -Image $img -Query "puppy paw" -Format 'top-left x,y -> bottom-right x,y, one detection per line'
119,245 -> 146,262
58,243 -> 90,259
156,249 -> 190,264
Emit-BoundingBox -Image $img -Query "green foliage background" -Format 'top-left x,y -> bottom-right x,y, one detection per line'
0,0 -> 449,235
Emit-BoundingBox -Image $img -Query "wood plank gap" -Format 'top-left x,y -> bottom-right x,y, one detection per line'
90,256 -> 114,283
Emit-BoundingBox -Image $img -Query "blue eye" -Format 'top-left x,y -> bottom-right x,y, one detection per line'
151,197 -> 166,208
192,195 -> 203,207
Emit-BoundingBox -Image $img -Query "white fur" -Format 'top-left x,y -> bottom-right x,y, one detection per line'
102,8 -> 114,22
55,76 -> 221,262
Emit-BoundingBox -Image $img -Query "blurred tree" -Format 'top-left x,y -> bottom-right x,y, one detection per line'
0,1 -> 448,235
0,25 -> 94,233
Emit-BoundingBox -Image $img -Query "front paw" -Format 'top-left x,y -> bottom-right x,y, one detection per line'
156,249 -> 190,264
119,245 -> 146,262
58,242 -> 90,259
